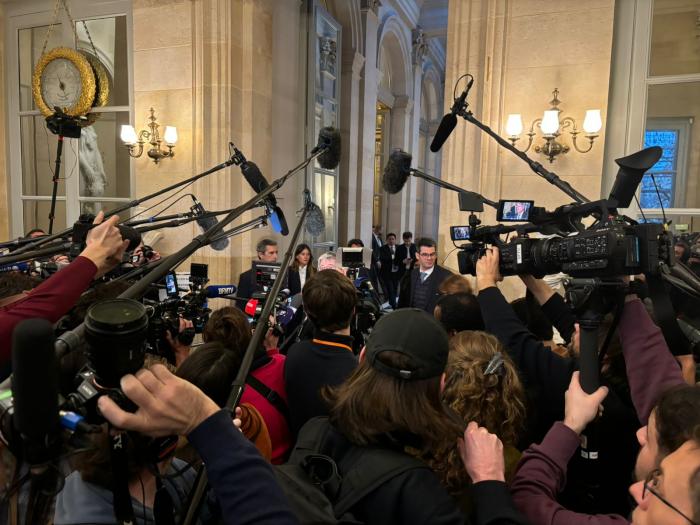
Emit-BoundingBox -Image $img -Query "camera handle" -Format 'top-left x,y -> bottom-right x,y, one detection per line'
563,277 -> 627,513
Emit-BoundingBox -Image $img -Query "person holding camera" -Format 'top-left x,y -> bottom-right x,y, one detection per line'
94,364 -> 298,525
0,212 -> 128,372
284,270 -> 358,436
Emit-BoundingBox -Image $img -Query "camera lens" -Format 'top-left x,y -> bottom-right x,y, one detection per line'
85,299 -> 149,388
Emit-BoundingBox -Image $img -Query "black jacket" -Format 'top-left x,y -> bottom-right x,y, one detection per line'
477,286 -> 640,516
397,265 -> 452,313
236,268 -> 257,310
378,244 -> 400,279
395,243 -> 417,278
284,331 -> 358,436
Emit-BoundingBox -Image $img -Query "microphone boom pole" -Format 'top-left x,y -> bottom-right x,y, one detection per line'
409,168 -> 498,209
179,195 -> 312,525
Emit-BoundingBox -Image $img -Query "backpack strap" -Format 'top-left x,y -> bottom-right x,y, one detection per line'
293,417 -> 430,519
245,375 -> 290,422
333,445 -> 429,517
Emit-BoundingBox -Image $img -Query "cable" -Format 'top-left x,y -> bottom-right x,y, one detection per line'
441,246 -> 460,266
138,472 -> 147,522
148,193 -> 195,220
126,181 -> 197,223
453,73 -> 473,101
649,173 -> 668,225
634,195 -> 649,224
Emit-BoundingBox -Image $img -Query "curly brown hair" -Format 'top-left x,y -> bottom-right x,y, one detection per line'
432,331 -> 526,493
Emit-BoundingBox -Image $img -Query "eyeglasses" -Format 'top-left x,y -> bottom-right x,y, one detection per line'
643,469 -> 698,525
419,252 -> 436,258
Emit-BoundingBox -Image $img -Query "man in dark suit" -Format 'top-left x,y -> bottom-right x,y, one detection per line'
395,231 -> 417,283
236,238 -> 278,310
378,233 -> 400,308
397,237 -> 452,313
370,225 -> 383,294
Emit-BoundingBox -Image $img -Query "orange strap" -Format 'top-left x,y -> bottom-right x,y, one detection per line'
313,338 -> 353,353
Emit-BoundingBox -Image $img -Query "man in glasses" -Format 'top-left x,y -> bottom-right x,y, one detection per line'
397,237 -> 451,312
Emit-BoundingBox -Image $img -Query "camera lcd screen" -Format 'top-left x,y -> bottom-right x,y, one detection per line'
497,200 -> 534,222
190,263 -> 209,280
165,272 -> 179,297
339,247 -> 365,268
450,226 -> 471,241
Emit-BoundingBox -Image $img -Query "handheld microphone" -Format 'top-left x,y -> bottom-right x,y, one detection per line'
191,196 -> 230,251
0,261 -> 31,273
430,75 -> 473,152
312,127 -> 342,170
382,150 -> 412,194
117,224 -> 142,252
303,189 -> 326,237
244,298 -> 260,317
11,319 -> 61,466
204,284 -> 238,298
238,157 -> 290,236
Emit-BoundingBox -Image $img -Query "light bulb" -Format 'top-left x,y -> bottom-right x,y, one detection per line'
506,114 -> 523,137
583,110 -> 602,134
540,110 -> 560,135
163,126 -> 178,145
120,125 -> 138,145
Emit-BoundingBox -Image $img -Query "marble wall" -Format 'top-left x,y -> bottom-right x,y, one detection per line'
438,0 -> 615,299
131,0 -> 299,285
0,4 -> 8,241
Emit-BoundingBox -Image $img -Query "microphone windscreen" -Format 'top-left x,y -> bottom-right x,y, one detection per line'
242,161 -> 277,206
118,224 -> 142,252
244,299 -> 259,317
11,318 -> 60,464
305,202 -> 326,237
430,113 -> 458,152
316,127 -> 342,170
270,205 -> 289,236
382,150 -> 412,194
196,213 -> 230,251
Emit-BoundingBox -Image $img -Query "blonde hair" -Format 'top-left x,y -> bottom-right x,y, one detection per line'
432,331 -> 525,493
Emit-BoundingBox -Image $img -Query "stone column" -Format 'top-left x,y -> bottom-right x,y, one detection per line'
354,2 -> 380,247
0,4 -> 7,239
338,51 -> 365,244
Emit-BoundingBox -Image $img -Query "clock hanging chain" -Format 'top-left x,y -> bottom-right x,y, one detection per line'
39,0 -> 63,57
39,0 -> 100,59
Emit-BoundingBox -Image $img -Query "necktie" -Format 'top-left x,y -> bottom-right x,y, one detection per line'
420,272 -> 427,283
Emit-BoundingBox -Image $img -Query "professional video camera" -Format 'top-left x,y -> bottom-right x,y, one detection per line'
452,148 -> 675,280
143,264 -> 211,360
244,261 -> 294,333
339,247 -> 383,339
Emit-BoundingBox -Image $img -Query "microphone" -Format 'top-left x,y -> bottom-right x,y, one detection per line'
430,75 -> 473,152
303,189 -> 326,237
204,284 -> 238,298
11,319 -> 61,466
191,196 -> 230,251
239,157 -> 290,236
0,262 -> 31,273
312,127 -> 342,170
117,224 -> 142,252
382,150 -> 412,194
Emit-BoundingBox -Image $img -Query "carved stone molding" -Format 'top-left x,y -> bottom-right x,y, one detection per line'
412,25 -> 428,66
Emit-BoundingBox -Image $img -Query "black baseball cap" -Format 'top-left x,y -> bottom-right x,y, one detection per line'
366,308 -> 449,381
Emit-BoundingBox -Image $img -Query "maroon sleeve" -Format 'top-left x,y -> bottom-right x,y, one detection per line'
0,256 -> 97,365
619,298 -> 684,425
510,422 -> 630,525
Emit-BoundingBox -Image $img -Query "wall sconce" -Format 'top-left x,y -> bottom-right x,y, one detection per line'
505,88 -> 603,163
120,107 -> 177,164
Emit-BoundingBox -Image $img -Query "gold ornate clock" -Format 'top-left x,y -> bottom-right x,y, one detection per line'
82,51 -> 111,125
32,47 -> 96,117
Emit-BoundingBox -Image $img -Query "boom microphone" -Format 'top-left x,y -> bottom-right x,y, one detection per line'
303,189 -> 326,237
240,160 -> 289,236
312,127 -> 342,170
191,196 -> 230,251
11,319 -> 61,465
430,75 -> 473,152
382,150 -> 412,194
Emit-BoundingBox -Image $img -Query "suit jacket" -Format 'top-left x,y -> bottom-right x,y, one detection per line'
395,243 -> 416,277
397,265 -> 452,313
236,268 -> 257,310
378,244 -> 399,279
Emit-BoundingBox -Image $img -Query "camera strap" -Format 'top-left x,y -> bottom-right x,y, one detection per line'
109,428 -> 136,524
646,275 -> 691,357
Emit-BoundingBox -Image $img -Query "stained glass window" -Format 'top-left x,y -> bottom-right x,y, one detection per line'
642,129 -> 678,208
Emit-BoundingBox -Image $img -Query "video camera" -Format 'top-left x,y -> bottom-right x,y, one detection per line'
452,147 -> 675,280
244,261 -> 293,332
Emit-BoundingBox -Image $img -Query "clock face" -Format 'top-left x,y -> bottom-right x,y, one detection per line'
40,58 -> 83,111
